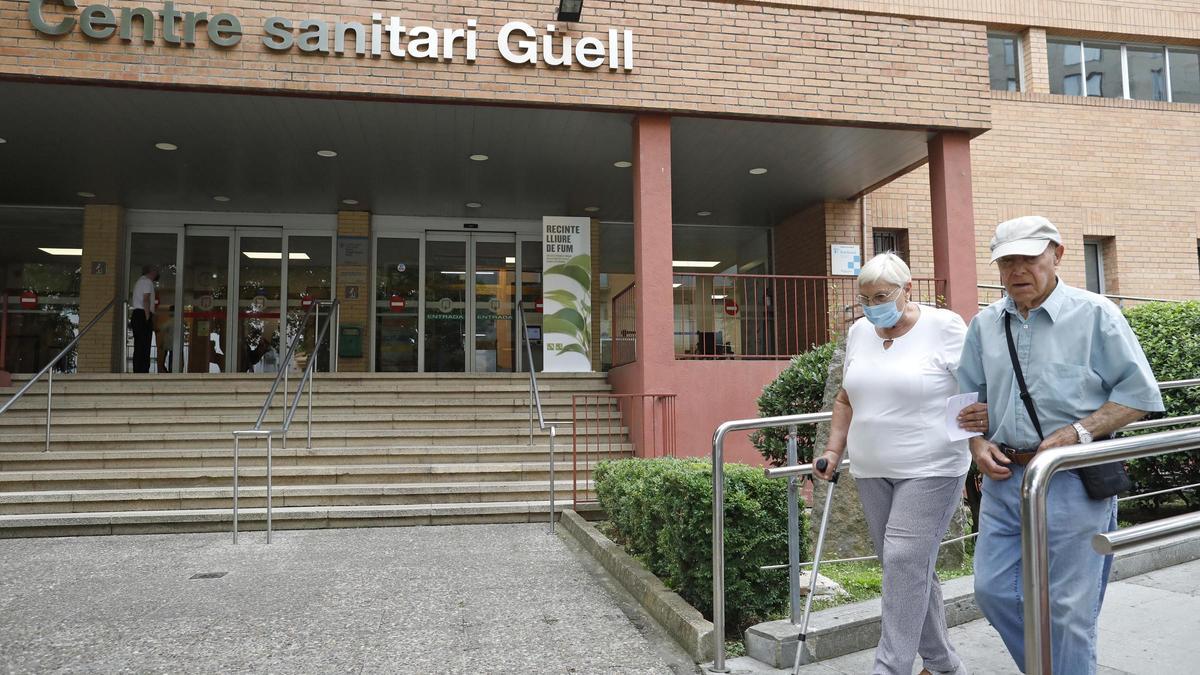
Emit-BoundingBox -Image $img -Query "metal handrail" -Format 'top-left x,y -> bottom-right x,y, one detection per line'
709,378 -> 1200,672
709,410 -> 832,672
518,300 -> 563,534
1021,426 -> 1200,674
280,300 -> 339,449
251,300 -> 319,430
0,297 -> 121,451
230,299 -> 336,545
1092,509 -> 1200,556
977,283 -> 1183,306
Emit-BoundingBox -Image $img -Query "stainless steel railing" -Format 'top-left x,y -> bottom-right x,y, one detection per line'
230,299 -> 338,544
709,378 -> 1200,672
978,283 -> 1184,307
1020,426 -> 1200,674
0,297 -> 121,451
517,300 -> 566,535
280,300 -> 339,450
709,410 -> 832,673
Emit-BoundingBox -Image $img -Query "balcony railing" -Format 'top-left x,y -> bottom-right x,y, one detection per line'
674,273 -> 945,360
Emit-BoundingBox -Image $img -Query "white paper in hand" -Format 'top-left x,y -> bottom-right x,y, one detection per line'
946,392 -> 982,442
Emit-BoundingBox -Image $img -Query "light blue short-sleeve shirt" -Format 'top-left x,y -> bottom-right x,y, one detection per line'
956,279 -> 1164,449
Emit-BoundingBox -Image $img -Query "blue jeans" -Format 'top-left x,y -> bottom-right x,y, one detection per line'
973,465 -> 1118,675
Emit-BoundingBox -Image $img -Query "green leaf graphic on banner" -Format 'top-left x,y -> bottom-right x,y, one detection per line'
545,255 -> 591,290
555,343 -> 589,357
544,289 -> 580,308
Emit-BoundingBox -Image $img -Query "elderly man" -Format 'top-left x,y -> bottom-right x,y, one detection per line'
956,216 -> 1163,674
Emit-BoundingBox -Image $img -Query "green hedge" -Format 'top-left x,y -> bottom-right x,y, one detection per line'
1124,301 -> 1200,507
595,457 -> 805,636
750,341 -> 838,466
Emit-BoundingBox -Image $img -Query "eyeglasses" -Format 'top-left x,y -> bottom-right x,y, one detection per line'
856,286 -> 903,307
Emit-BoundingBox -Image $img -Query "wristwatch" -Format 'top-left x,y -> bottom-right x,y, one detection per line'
1072,422 -> 1093,444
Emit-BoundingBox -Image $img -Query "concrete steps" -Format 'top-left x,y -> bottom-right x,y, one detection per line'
0,373 -> 625,537
0,500 -> 603,538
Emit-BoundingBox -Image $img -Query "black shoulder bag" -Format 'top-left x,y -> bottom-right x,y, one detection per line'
1005,313 -> 1130,500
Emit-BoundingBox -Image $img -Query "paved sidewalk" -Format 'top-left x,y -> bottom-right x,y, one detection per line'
0,525 -> 692,674
785,557 -> 1200,674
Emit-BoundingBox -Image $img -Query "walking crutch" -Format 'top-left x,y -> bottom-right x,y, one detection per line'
793,456 -> 841,673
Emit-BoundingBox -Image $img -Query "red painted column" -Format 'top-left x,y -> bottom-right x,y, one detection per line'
928,132 -> 979,320
632,115 -> 675,374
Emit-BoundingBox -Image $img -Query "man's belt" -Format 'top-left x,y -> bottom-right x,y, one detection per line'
998,443 -> 1039,466
998,436 -> 1112,467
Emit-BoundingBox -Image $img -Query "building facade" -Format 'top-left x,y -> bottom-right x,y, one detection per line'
1,0 -> 1196,461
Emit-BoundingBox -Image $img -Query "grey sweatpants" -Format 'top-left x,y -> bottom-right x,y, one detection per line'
856,474 -> 968,675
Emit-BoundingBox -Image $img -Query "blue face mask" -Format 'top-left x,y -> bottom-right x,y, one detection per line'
862,292 -> 904,328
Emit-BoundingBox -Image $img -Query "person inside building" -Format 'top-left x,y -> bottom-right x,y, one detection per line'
814,252 -> 984,675
155,305 -> 174,373
956,216 -> 1164,673
129,265 -> 159,374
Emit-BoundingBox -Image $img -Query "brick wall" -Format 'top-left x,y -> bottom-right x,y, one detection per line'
335,210 -> 370,372
759,0 -> 1200,41
0,0 -> 990,131
78,205 -> 125,373
870,94 -> 1200,302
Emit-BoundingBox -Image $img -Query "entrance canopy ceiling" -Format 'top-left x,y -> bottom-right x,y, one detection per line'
0,81 -> 934,228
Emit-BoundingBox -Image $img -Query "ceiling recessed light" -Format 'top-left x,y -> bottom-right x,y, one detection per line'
672,260 -> 721,269
154,142 -> 177,151
584,206 -> 600,213
213,195 -> 231,202
614,161 -> 632,168
749,167 -> 768,175
697,211 -> 712,217
77,191 -> 96,198
243,252 -> 310,260
712,294 -> 728,300
0,137 -> 7,144
342,199 -> 359,205
505,257 -> 517,264
316,149 -> 338,158
39,247 -> 83,256
672,283 -> 682,288
465,202 -> 482,208
469,154 -> 489,162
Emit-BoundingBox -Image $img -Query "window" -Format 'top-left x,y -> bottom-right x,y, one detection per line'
1083,43 -> 1123,98
1049,39 -> 1084,95
872,229 -> 909,263
1049,37 -> 1200,103
987,33 -> 1021,91
1127,45 -> 1168,101
1171,49 -> 1200,103
1083,240 -> 1104,294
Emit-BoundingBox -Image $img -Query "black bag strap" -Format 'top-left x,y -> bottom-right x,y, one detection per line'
1005,312 -> 1044,441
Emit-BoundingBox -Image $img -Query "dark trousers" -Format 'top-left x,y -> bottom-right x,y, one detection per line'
131,309 -> 153,373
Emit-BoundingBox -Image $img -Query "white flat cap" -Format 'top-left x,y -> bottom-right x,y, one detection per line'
990,216 -> 1062,263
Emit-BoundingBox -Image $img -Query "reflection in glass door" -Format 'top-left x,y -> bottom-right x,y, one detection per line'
182,232 -> 231,373
236,233 -> 283,373
474,239 -> 517,373
421,234 -> 516,373
424,239 -> 467,372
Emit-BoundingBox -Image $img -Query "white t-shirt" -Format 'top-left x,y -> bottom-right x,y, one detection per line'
131,276 -> 155,313
842,304 -> 971,479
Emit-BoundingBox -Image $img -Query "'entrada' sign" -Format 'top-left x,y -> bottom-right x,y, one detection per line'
27,0 -> 636,71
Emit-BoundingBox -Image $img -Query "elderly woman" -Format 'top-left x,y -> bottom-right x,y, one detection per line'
814,253 -> 985,675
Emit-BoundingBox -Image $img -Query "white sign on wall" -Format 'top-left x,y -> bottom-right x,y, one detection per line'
543,217 -> 592,372
831,244 -> 862,276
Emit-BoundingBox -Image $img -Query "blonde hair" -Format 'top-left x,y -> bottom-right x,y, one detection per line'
858,252 -> 911,288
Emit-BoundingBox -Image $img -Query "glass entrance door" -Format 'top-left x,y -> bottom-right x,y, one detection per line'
423,234 -> 516,373
128,226 -> 332,374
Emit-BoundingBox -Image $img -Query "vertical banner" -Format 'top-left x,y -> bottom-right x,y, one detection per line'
543,217 -> 592,372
